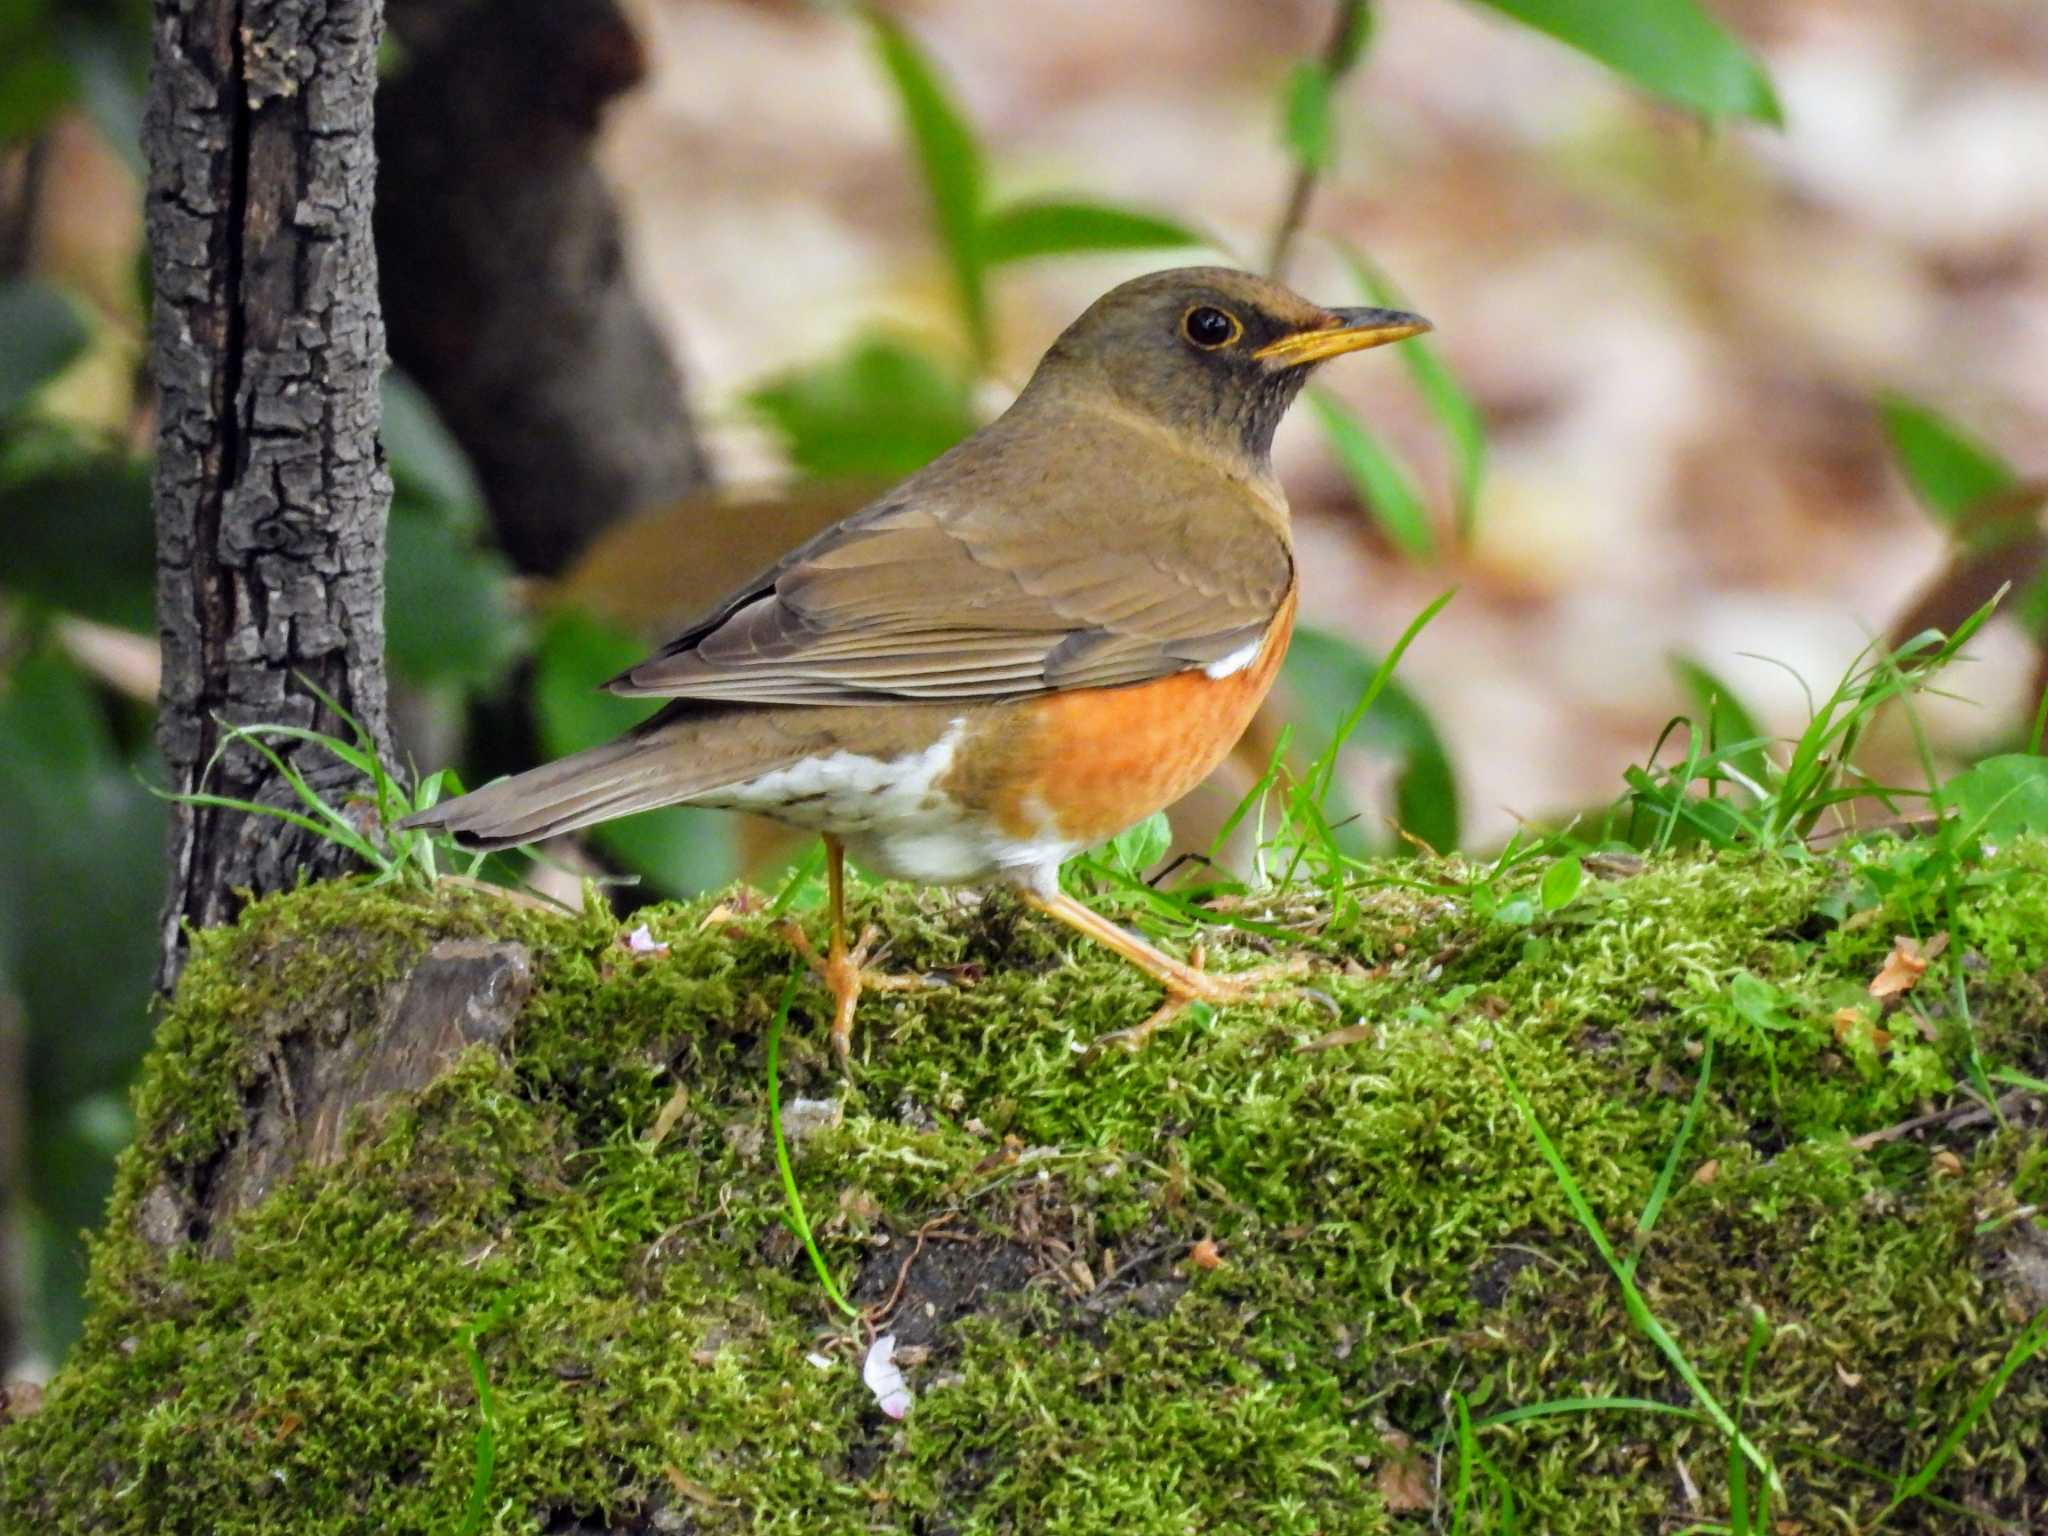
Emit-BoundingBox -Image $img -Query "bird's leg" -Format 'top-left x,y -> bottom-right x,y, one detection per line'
781,835 -> 936,1061
1017,887 -> 1309,1051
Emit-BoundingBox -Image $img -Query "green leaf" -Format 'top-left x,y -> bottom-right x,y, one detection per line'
1281,61 -> 1335,170
1104,810 -> 1172,878
382,370 -> 483,528
1539,853 -> 1584,912
747,336 -> 980,483
1879,394 -> 2018,528
1467,0 -> 1781,124
866,8 -> 989,363
1945,754 -> 2048,843
980,198 -> 1206,265
1728,971 -> 1796,1034
531,609 -> 738,896
1330,2 -> 1377,72
0,279 -> 91,418
1283,624 -> 1461,854
0,451 -> 155,630
383,505 -> 524,690
1669,653 -> 1769,790
0,12 -> 77,143
1337,244 -> 1488,539
1306,388 -> 1435,561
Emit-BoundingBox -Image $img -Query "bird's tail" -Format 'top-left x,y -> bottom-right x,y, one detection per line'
397,711 -> 764,851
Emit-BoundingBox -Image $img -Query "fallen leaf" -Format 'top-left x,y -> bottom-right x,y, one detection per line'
1375,1431 -> 1433,1512
644,1082 -> 690,1148
1187,1237 -> 1224,1271
1832,1006 -> 1891,1051
1868,932 -> 1948,999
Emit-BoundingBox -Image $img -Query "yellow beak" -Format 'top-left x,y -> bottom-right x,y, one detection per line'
1253,306 -> 1432,367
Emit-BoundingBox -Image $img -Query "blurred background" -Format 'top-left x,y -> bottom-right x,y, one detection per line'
2,0 -> 2044,1373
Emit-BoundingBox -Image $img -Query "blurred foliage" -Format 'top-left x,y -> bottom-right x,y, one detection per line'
0,430 -> 154,632
0,0 -> 149,165
1469,0 -> 1781,124
1877,396 -> 2048,664
1881,394 -> 2019,529
980,199 -> 1204,266
0,279 -> 89,415
530,610 -> 739,898
0,647 -> 160,1360
746,338 -> 979,483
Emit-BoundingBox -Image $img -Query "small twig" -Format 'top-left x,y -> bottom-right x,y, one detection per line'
1266,0 -> 1370,279
1081,1241 -> 1186,1309
865,1214 -> 960,1330
1849,1089 -> 2034,1151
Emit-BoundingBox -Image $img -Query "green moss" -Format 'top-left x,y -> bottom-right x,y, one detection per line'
5,845 -> 2047,1533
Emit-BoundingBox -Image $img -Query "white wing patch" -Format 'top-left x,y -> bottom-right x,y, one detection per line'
1203,638 -> 1264,679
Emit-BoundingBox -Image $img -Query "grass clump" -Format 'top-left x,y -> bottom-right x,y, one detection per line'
3,834 -> 2046,1534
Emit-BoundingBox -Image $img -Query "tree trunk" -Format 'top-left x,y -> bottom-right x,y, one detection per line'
146,0 -> 394,989
376,0 -> 712,576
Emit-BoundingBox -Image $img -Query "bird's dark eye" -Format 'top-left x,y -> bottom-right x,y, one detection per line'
1182,305 -> 1242,350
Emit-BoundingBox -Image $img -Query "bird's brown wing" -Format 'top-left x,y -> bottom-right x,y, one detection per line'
607,463 -> 1292,706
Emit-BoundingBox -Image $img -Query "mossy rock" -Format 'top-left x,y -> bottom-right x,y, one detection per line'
4,844 -> 2047,1533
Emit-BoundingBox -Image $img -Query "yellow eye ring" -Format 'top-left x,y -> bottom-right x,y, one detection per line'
1181,304 -> 1242,350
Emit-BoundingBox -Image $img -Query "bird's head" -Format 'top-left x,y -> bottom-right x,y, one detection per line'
1028,266 -> 1430,469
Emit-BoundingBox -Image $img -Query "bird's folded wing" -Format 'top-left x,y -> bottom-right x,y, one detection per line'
606,492 -> 1292,705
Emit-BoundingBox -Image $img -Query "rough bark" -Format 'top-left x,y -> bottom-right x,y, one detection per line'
375,0 -> 711,575
146,0 -> 394,989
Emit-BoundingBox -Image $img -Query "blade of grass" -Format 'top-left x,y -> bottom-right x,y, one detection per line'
1208,724 -> 1294,863
1306,588 -> 1457,807
1497,1057 -> 1779,1494
1728,1307 -> 1769,1534
766,973 -> 860,1320
1067,854 -> 1306,945
453,1294 -> 514,1536
1875,1311 -> 2048,1526
1625,1039 -> 1714,1278
769,840 -> 829,918
1474,1396 -> 1710,1432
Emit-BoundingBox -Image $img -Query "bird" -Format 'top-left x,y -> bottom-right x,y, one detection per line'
401,267 -> 1429,1058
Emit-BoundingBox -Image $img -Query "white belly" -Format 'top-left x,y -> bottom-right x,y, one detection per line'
692,721 -> 1078,889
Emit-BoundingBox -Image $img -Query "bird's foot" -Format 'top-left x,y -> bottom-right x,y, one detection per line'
781,921 -> 942,1062
1088,947 -> 1313,1054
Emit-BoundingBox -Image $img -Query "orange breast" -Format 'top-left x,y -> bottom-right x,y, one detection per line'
945,587 -> 1297,846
